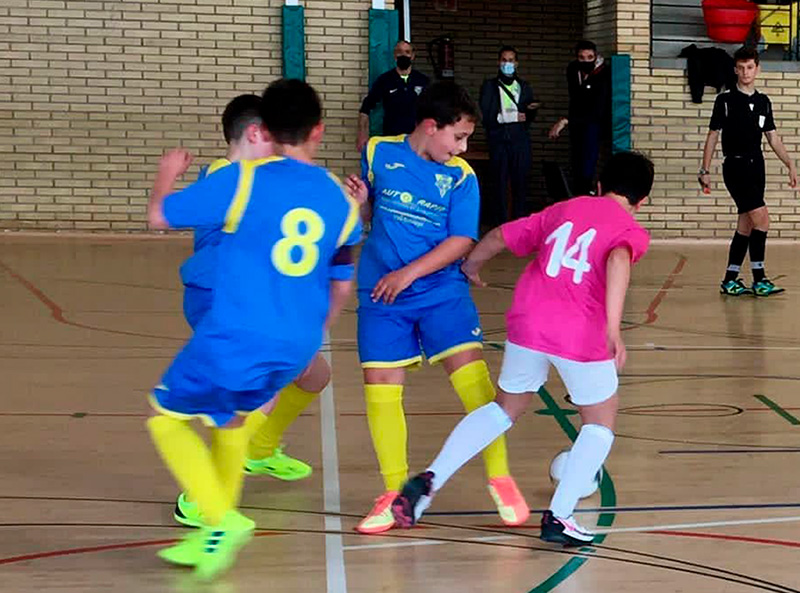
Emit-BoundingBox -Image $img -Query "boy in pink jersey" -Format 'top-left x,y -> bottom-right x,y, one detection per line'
390,151 -> 653,546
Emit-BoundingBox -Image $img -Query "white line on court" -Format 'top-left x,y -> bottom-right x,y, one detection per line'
344,535 -> 516,552
320,341 -> 347,593
593,515 -> 800,534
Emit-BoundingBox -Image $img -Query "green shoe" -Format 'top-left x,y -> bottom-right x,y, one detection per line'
753,278 -> 785,297
174,492 -> 204,528
194,511 -> 255,581
720,278 -> 751,296
157,530 -> 205,566
244,445 -> 313,481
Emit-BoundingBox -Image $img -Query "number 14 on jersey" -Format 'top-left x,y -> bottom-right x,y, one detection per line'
545,221 -> 597,284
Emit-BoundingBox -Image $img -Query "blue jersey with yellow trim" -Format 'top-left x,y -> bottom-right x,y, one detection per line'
358,135 -> 480,307
179,158 -> 232,289
163,157 -> 361,391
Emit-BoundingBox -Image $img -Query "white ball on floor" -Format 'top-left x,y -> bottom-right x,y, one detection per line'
549,448 -> 603,499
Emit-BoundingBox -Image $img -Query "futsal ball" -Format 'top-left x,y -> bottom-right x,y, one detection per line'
548,448 -> 603,499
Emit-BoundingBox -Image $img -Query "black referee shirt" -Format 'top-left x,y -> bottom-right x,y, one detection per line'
359,69 -> 430,136
709,87 -> 776,157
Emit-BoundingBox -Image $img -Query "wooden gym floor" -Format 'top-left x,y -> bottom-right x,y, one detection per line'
2,234 -> 800,593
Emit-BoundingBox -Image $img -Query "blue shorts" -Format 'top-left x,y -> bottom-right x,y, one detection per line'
183,285 -> 212,330
357,295 -> 483,368
150,337 -> 307,427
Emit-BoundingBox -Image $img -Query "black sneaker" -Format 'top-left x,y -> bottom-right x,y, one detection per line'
391,471 -> 435,528
540,510 -> 595,547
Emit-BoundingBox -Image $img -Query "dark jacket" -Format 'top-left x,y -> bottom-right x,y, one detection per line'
479,74 -> 536,144
566,59 -> 610,127
678,44 -> 736,104
359,68 -> 430,136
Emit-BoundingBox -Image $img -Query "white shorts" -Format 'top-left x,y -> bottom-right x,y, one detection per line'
497,341 -> 618,406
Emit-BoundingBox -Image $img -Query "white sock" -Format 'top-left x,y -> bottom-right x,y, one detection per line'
549,424 -> 614,519
427,402 -> 513,492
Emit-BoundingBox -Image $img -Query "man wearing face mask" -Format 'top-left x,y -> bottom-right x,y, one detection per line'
357,41 -> 430,152
479,46 -> 539,225
549,40 -> 610,196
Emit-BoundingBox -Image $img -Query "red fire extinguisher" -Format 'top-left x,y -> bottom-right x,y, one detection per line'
428,35 -> 455,79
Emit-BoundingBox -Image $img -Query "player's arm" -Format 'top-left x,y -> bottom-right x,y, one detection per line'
371,236 -> 474,305
765,130 -> 797,188
326,244 -> 356,329
606,246 -> 632,371
357,75 -> 383,151
461,226 -> 507,287
148,149 -> 193,229
699,130 -> 719,192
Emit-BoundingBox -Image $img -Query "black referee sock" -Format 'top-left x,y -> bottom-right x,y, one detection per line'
724,232 -> 750,282
749,229 -> 768,282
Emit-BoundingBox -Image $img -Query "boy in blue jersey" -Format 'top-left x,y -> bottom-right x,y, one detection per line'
345,81 -> 528,534
172,94 -> 330,530
146,79 -> 361,579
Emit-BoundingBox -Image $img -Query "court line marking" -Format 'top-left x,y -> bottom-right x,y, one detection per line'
320,340 -> 347,593
594,515 -> 800,535
343,535 -> 515,552
650,530 -> 800,549
754,394 -> 800,425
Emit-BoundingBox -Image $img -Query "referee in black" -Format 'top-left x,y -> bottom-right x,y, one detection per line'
700,47 -> 796,297
357,41 -> 429,151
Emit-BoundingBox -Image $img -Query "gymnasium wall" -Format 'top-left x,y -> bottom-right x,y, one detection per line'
0,0 -> 389,231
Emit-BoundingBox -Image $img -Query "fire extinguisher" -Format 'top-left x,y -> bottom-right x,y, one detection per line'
427,35 -> 455,80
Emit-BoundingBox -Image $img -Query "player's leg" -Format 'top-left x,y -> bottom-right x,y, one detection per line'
244,353 -> 330,480
356,305 -> 420,534
720,158 -> 754,295
509,138 -> 531,220
489,139 -> 511,226
423,297 -> 528,526
393,341 -> 547,527
747,158 -> 782,295
541,355 -> 618,547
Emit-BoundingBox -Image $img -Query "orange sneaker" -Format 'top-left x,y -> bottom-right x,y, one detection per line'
488,476 -> 530,526
355,491 -> 398,534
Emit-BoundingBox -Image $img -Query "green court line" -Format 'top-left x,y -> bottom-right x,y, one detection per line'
754,394 -> 800,425
527,387 -> 617,593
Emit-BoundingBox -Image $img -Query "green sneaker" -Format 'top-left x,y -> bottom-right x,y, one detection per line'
157,530 -> 205,566
244,445 -> 312,481
752,278 -> 785,297
173,492 -> 204,528
194,511 -> 255,581
720,278 -> 751,296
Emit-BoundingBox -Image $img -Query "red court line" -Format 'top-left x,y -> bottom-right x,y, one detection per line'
0,259 -> 183,342
649,530 -> 800,549
624,255 -> 688,331
0,531 -> 284,566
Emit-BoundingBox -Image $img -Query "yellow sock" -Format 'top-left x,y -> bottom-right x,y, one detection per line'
244,409 -> 269,441
247,384 -> 319,459
365,384 -> 407,492
450,360 -> 510,479
211,425 -> 249,510
147,415 -> 228,525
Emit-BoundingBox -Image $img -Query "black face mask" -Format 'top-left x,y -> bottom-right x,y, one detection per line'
396,56 -> 412,70
578,60 -> 595,74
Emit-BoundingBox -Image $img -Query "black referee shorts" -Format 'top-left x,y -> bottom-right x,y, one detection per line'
722,154 -> 766,214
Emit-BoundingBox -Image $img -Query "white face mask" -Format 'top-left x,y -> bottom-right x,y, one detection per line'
500,62 -> 516,76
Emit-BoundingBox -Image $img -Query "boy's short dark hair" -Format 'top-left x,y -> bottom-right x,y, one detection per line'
600,152 -> 654,205
734,46 -> 760,66
260,79 -> 322,145
415,81 -> 479,128
222,94 -> 263,144
498,45 -> 518,60
575,40 -> 597,54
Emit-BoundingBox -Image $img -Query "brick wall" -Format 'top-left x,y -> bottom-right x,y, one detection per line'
618,0 -> 800,239
0,0 -> 385,231
585,0 -> 617,56
409,0 -> 584,208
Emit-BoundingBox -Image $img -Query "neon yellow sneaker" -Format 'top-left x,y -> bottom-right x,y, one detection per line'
194,511 -> 256,581
355,491 -> 398,534
488,476 -> 530,526
244,445 -> 312,481
173,492 -> 204,528
157,530 -> 205,566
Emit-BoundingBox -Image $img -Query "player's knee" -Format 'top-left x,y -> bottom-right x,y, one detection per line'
295,355 -> 331,393
496,390 -> 531,422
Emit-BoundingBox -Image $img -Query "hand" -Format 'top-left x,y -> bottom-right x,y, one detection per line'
345,174 -> 369,205
356,132 -> 369,153
789,167 -> 797,188
698,173 -> 711,194
517,113 -> 527,122
371,268 -> 416,304
527,102 -> 541,111
159,148 -> 193,179
548,120 -> 566,140
607,331 -> 627,370
461,259 -> 487,287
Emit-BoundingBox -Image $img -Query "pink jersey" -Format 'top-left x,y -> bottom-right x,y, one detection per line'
500,196 -> 650,362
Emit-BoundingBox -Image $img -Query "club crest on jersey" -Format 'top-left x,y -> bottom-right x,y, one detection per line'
435,174 -> 453,198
